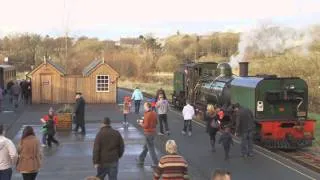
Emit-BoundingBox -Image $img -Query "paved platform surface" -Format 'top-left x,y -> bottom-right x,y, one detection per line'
11,123 -> 158,180
1,89 -> 319,180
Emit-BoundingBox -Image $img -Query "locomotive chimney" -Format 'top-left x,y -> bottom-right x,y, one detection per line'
239,62 -> 249,77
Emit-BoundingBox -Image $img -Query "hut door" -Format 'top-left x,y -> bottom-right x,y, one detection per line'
40,75 -> 52,103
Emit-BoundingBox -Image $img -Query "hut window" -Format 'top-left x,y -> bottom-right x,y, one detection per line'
96,75 -> 109,92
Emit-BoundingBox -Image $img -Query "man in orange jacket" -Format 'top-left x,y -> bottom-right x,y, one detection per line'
136,102 -> 159,168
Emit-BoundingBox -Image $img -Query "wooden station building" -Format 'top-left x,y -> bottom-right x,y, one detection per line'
27,59 -> 119,104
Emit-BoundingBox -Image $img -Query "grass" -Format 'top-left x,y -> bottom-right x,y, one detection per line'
308,113 -> 320,147
118,73 -> 173,99
118,79 -> 173,100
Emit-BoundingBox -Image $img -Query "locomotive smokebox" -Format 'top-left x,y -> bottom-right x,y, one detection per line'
239,62 -> 249,77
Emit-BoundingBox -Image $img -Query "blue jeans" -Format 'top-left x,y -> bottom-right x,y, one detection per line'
0,168 -> 12,180
138,134 -> 158,166
183,120 -> 192,132
241,130 -> 254,155
134,100 -> 141,114
96,161 -> 118,180
42,132 -> 47,145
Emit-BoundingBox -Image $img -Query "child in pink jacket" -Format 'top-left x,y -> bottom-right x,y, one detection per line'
123,96 -> 131,126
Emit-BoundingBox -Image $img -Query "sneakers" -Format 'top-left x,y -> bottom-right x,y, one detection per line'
181,131 -> 186,135
158,132 -> 165,136
41,144 -> 47,147
166,131 -> 170,135
188,132 -> 192,136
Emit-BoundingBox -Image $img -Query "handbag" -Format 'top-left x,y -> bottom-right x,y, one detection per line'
210,119 -> 219,128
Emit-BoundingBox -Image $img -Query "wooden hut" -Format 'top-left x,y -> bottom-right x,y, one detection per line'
27,58 -> 119,104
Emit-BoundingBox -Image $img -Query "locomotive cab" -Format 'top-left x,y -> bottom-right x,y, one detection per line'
172,61 -> 218,109
231,76 -> 315,149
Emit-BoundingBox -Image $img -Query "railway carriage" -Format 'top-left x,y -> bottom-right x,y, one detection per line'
172,61 -> 316,149
0,64 -> 16,90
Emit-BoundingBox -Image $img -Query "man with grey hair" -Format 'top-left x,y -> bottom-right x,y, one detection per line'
211,169 -> 231,180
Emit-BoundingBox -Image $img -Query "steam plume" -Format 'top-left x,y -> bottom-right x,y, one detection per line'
230,23 -> 313,67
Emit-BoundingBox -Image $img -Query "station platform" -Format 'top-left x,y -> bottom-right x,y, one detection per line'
1,88 -> 319,180
11,123 -> 158,180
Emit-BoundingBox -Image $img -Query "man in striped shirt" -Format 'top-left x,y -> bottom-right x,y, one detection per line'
154,140 -> 189,180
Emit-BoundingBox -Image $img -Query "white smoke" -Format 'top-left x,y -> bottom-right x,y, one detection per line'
230,23 -> 314,67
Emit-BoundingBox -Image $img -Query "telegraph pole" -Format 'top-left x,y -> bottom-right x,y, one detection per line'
63,0 -> 69,70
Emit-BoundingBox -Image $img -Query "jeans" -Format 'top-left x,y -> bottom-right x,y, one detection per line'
138,134 -> 158,166
209,129 -> 218,148
241,130 -> 254,155
183,120 -> 192,132
22,172 -> 38,180
13,95 -> 19,108
0,168 -> 12,180
96,161 -> 118,180
23,93 -> 31,105
42,132 -> 47,145
123,114 -> 127,123
223,145 -> 231,159
134,100 -> 141,114
159,114 -> 169,133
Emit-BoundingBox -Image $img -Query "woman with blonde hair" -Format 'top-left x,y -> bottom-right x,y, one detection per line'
153,140 -> 189,180
205,104 -> 220,152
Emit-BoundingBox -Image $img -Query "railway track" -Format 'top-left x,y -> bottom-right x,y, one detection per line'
119,87 -> 320,174
275,148 -> 320,173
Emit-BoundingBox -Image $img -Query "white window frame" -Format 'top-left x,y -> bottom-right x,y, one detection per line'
96,75 -> 110,92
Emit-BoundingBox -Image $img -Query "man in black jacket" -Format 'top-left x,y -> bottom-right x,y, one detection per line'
234,103 -> 255,157
73,92 -> 86,134
93,117 -> 125,180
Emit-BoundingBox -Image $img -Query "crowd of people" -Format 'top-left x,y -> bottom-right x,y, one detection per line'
120,87 -> 254,179
0,92 -> 86,180
0,85 -> 256,180
0,79 -> 32,112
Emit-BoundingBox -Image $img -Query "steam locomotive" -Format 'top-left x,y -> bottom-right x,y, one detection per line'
172,61 -> 316,149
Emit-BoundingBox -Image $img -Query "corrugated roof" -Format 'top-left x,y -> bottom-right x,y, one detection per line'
46,59 -> 66,75
0,64 -> 15,69
82,59 -> 102,76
